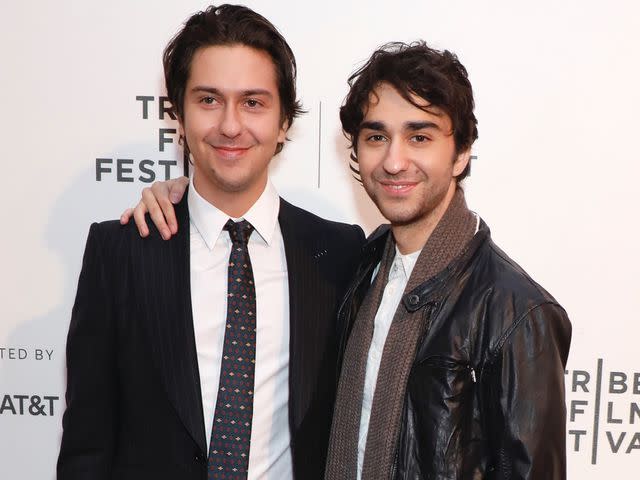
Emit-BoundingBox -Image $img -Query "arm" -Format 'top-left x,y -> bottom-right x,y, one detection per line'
484,303 -> 572,479
57,224 -> 117,480
120,176 -> 189,239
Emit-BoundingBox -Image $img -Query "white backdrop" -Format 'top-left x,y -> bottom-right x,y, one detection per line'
1,0 -> 639,478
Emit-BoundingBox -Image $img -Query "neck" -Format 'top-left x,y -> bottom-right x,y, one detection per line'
192,172 -> 267,218
391,182 -> 458,255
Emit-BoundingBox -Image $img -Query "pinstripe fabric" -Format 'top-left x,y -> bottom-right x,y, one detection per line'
58,193 -> 365,480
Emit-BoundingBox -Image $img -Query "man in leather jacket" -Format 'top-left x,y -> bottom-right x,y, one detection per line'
324,42 -> 571,479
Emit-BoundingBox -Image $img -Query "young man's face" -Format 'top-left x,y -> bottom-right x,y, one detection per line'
180,44 -> 287,213
356,82 -> 469,228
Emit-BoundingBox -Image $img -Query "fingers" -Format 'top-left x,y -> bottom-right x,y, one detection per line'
125,176 -> 189,240
161,177 -> 187,235
132,193 -> 151,238
169,176 -> 189,204
143,185 -> 172,240
120,208 -> 134,225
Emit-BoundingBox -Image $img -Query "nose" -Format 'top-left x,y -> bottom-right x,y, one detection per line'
219,104 -> 242,138
382,139 -> 410,174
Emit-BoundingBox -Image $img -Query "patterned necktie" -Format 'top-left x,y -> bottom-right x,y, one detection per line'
208,219 -> 257,479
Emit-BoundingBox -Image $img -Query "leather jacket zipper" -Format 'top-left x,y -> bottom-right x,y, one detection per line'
390,303 -> 436,479
390,444 -> 399,479
421,356 -> 476,383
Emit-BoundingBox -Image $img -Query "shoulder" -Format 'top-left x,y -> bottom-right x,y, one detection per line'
469,237 -> 571,352
88,215 -> 164,246
279,198 -> 365,245
94,191 -> 189,244
84,202 -> 178,261
478,238 -> 560,307
461,220 -> 560,310
86,219 -> 133,251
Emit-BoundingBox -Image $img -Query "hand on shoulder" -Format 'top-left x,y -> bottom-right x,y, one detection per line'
119,176 -> 189,240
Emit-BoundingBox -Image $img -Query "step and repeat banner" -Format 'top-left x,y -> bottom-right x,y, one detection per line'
1,0 -> 638,478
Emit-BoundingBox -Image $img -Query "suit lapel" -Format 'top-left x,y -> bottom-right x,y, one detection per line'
139,195 -> 207,454
278,199 -> 322,432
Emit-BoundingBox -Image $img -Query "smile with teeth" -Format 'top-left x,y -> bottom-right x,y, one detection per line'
212,145 -> 251,159
380,181 -> 417,194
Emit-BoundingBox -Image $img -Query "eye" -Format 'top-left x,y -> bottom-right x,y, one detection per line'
200,96 -> 217,105
245,98 -> 261,108
367,134 -> 387,142
411,134 -> 429,143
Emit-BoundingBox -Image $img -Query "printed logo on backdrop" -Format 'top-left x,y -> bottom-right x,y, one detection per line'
95,96 -> 181,183
0,346 -> 60,417
0,394 -> 60,417
566,359 -> 640,464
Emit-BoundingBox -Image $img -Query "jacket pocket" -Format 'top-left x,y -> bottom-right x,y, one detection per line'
406,356 -> 483,479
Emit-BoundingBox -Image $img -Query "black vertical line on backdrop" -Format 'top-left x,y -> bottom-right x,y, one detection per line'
591,358 -> 604,464
317,100 -> 322,188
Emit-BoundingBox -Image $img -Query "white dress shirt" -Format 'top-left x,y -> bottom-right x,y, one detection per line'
357,247 -> 420,480
188,178 -> 293,480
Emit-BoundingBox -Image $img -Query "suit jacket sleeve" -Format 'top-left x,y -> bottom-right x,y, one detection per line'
487,302 -> 572,479
57,223 -> 118,480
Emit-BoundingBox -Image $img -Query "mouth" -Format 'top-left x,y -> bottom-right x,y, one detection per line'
212,145 -> 251,160
379,181 -> 417,195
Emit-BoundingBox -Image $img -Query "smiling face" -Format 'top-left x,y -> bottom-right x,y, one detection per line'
180,44 -> 287,216
357,82 -> 470,248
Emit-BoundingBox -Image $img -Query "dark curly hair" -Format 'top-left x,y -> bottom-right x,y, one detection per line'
163,4 -> 304,161
340,41 -> 478,182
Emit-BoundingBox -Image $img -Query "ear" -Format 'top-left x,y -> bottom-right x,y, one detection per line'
177,116 -> 185,138
453,148 -> 471,177
277,118 -> 289,144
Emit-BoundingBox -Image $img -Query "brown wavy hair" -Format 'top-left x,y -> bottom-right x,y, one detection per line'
163,4 -> 304,156
340,41 -> 478,182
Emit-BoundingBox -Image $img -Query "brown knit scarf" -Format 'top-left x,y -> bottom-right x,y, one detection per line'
325,189 -> 476,479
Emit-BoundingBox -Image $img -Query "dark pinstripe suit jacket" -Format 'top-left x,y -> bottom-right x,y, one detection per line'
57,194 -> 364,480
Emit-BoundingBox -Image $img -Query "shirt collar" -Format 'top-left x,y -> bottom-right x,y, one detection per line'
389,212 -> 478,282
188,177 -> 280,251
393,246 -> 421,280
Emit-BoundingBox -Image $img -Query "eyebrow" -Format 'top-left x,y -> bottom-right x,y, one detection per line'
359,120 -> 441,132
405,121 -> 440,131
360,121 -> 386,131
190,86 -> 274,98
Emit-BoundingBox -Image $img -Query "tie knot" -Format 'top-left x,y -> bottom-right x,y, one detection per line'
224,219 -> 254,245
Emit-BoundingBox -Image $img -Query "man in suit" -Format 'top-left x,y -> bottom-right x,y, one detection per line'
57,5 -> 364,480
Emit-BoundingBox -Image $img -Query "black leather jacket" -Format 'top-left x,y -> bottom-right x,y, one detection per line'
336,222 -> 571,479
